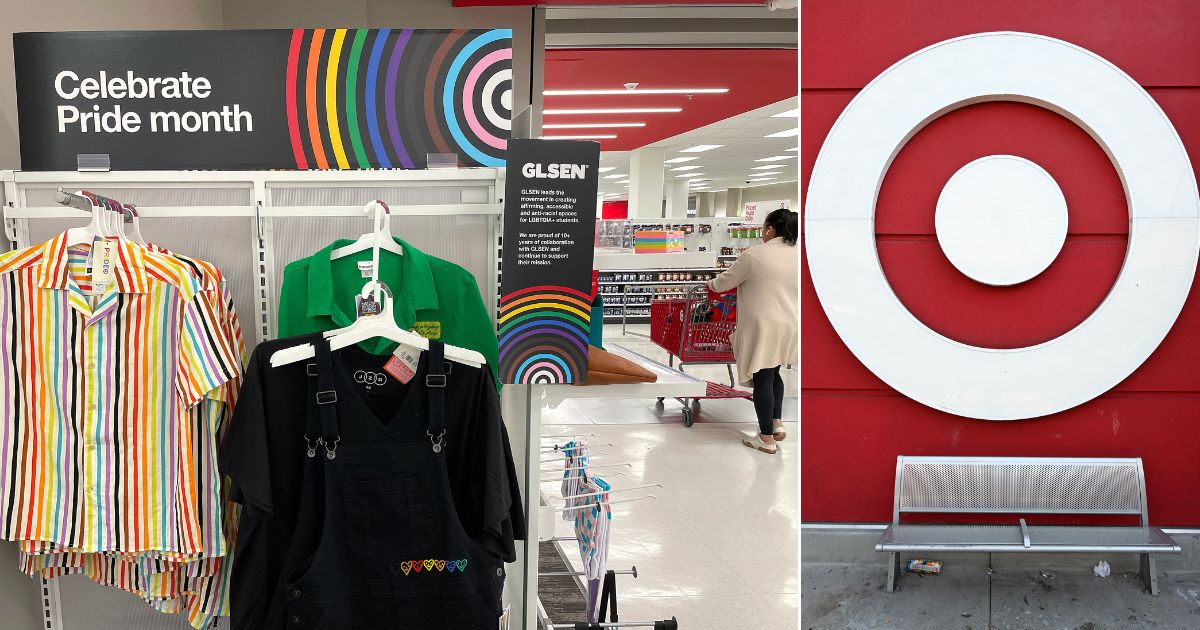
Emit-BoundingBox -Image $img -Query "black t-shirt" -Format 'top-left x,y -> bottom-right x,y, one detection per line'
219,334 -> 525,630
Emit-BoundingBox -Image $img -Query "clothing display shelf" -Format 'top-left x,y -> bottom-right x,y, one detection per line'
0,168 -> 509,630
503,345 -> 705,630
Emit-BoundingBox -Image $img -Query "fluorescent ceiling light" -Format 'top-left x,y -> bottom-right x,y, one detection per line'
751,165 -> 785,170
671,165 -> 703,171
676,173 -> 705,178
598,167 -> 617,173
680,144 -> 723,153
545,88 -> 728,96
603,173 -> 627,179
764,128 -> 799,138
748,178 -> 776,182
540,134 -> 617,140
786,146 -> 799,151
616,179 -> 630,184
544,107 -> 681,115
543,122 -> 646,129
664,156 -> 700,164
755,155 -> 799,162
772,108 -> 798,118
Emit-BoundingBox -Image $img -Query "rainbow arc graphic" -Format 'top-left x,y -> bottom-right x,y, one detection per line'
285,28 -> 512,170
499,285 -> 592,384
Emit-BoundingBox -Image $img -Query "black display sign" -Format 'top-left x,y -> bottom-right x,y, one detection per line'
498,139 -> 599,385
13,29 -> 512,170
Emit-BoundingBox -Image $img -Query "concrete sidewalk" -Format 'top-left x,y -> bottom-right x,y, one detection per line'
802,528 -> 1200,629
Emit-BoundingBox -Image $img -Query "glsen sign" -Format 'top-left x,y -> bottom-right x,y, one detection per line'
499,140 -> 599,385
14,29 -> 513,170
804,32 -> 1200,421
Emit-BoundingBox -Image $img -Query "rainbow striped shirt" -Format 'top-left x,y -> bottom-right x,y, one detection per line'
0,232 -> 240,558
11,240 -> 247,627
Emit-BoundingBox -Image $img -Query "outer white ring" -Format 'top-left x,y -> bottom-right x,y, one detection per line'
804,32 -> 1200,421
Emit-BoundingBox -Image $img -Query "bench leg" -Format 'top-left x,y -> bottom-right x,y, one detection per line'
1140,553 -> 1159,596
886,552 -> 901,593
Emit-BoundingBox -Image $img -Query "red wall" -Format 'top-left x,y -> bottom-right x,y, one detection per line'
601,200 -> 628,219
801,0 -> 1200,526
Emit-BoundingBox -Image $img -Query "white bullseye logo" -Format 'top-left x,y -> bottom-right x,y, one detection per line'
935,155 -> 1068,286
805,32 -> 1200,421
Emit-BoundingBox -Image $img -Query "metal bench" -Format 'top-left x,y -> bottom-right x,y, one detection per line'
875,456 -> 1180,595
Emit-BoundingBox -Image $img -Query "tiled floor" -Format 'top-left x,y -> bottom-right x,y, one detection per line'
537,325 -> 798,630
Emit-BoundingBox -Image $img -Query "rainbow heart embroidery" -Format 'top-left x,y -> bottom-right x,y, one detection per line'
397,559 -> 468,576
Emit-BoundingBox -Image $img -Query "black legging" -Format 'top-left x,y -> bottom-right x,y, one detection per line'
752,366 -> 785,436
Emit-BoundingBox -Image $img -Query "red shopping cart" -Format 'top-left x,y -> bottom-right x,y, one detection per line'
649,285 -> 752,427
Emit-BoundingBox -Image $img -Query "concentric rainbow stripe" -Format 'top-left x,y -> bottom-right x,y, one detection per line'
284,28 -> 512,170
499,285 -> 592,384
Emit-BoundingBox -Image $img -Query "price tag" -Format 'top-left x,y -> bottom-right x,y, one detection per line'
91,239 -> 116,288
383,345 -> 421,384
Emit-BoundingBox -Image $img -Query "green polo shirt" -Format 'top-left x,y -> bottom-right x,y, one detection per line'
277,237 -> 500,387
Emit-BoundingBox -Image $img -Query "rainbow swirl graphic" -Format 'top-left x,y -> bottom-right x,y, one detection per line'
499,285 -> 592,384
284,28 -> 512,169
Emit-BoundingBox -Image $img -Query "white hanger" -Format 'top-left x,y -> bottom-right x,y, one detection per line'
269,261 -> 484,368
59,190 -> 108,247
123,204 -> 149,247
331,200 -> 405,262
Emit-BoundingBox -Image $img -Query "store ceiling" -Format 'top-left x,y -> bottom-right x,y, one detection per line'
596,97 -> 798,199
542,48 -> 797,151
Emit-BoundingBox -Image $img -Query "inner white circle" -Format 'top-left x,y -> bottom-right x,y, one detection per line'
935,155 -> 1068,286
501,89 -> 513,112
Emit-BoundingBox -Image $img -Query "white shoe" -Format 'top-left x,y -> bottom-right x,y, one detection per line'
742,434 -> 777,454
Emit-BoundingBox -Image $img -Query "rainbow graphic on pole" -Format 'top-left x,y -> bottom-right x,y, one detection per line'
284,28 -> 512,169
498,286 -> 592,384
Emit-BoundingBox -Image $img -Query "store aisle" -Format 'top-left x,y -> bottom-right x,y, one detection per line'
542,423 -> 798,630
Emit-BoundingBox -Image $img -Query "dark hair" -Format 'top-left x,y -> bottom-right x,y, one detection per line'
764,208 -> 798,245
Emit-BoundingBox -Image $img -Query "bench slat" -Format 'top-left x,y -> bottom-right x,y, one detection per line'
877,524 -> 1180,553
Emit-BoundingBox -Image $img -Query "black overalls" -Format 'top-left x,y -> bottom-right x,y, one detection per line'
274,340 -> 506,629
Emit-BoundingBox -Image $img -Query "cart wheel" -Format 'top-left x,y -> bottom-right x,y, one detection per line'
655,398 -> 665,411
691,399 -> 701,413
682,407 -> 695,427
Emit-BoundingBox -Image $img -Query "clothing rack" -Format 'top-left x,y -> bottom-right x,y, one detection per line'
2,168 -> 507,630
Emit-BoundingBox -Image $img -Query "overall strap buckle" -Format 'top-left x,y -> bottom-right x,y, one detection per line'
425,374 -> 447,388
427,429 -> 446,454
315,390 -> 338,405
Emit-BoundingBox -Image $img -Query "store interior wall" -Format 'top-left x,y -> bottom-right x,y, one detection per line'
0,0 -> 224,170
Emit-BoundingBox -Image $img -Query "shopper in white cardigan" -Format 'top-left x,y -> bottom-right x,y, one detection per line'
706,208 -> 798,454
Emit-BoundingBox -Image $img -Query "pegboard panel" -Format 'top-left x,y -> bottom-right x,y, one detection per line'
55,575 -> 228,630
269,214 -> 495,320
